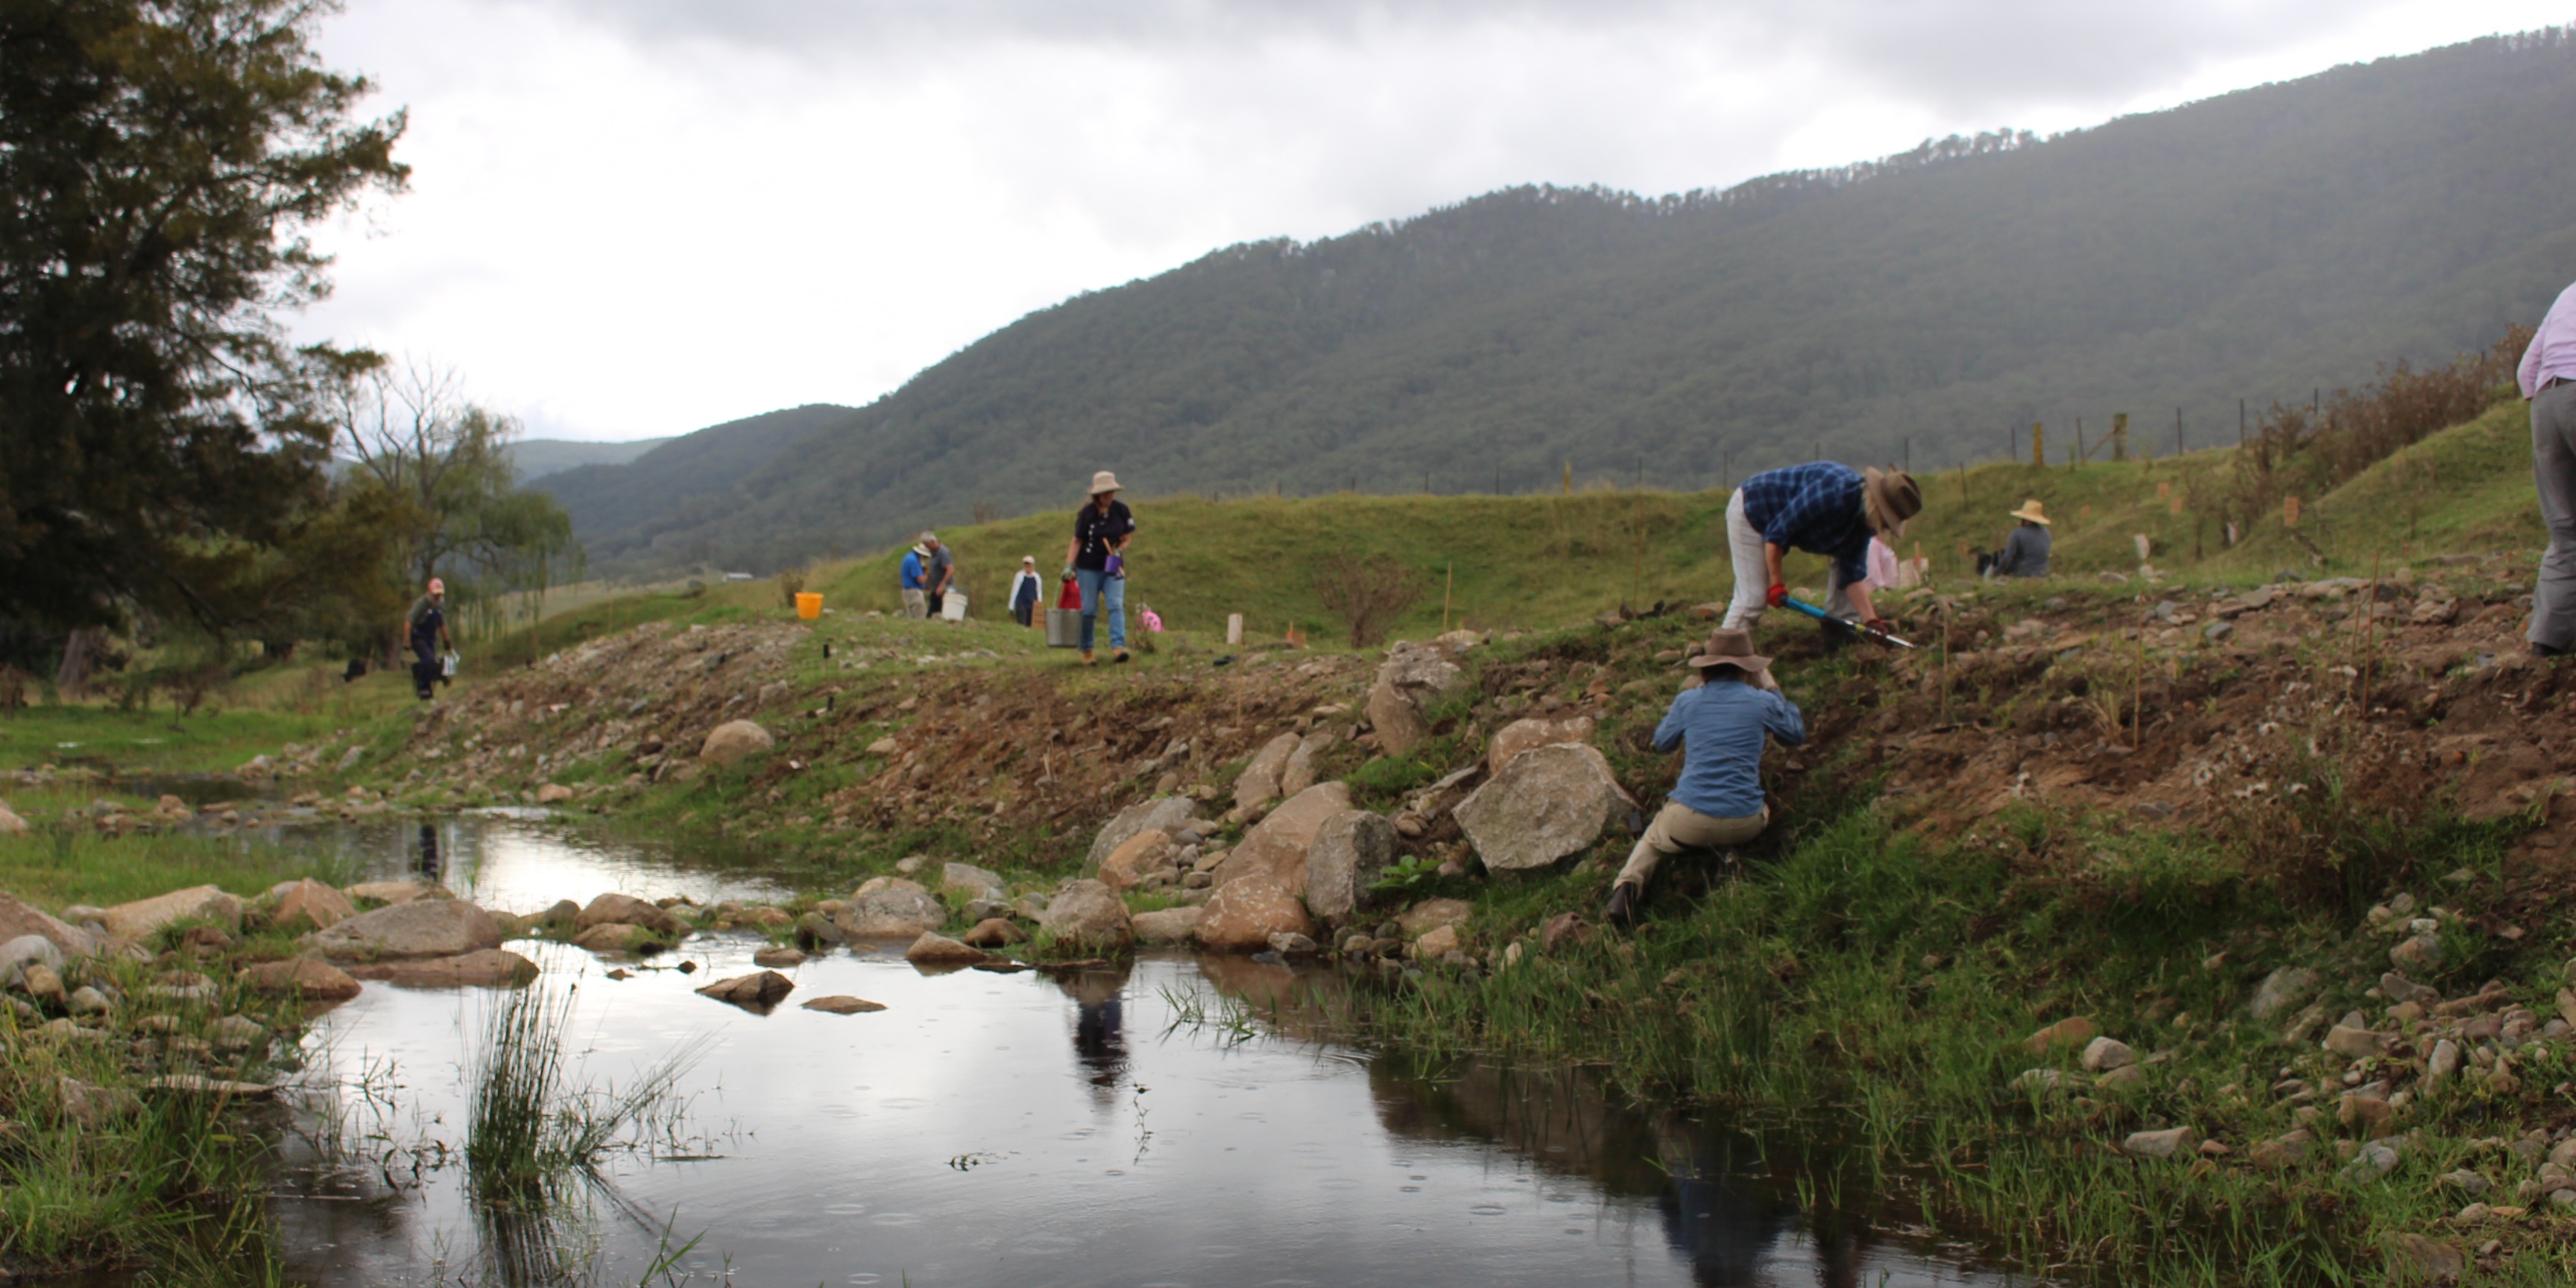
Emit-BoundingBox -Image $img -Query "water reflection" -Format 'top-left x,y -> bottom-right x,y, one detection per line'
203,818 -> 2030,1287
417,822 -> 443,886
1057,963 -> 1131,1107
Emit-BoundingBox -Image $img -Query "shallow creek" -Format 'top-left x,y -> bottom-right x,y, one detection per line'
235,816 -> 2018,1287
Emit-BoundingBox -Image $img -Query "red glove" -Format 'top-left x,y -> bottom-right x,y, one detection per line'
1765,583 -> 1788,608
1864,618 -> 1893,634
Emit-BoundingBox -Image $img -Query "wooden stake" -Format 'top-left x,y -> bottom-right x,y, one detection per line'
2357,548 -> 2385,708
1442,564 -> 1453,634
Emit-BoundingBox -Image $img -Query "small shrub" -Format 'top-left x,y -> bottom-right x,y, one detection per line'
1313,554 -> 1427,647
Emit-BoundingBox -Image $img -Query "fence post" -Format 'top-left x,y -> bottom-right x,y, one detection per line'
2031,422 -> 2045,468
2111,412 -> 2128,462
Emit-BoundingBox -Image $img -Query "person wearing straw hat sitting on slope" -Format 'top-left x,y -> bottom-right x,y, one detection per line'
1603,628 -> 1807,929
1990,499 -> 2053,580
1720,462 -> 1922,638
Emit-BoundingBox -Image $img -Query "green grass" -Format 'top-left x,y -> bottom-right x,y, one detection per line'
0,822 -> 366,912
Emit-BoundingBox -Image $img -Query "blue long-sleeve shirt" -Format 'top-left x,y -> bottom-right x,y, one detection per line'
1740,462 -> 1872,586
900,549 -> 926,590
1651,680 -> 1806,819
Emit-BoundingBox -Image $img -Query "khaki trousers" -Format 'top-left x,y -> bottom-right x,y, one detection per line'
1615,801 -> 1769,889
1720,488 -> 1855,631
902,589 -> 928,619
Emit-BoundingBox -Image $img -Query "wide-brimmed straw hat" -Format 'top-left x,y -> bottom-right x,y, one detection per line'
1686,628 -> 1772,676
1088,470 -> 1122,496
1862,467 -> 1922,538
2009,498 -> 2051,525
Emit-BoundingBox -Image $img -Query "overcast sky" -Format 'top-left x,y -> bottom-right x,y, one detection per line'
300,1 -> 2571,443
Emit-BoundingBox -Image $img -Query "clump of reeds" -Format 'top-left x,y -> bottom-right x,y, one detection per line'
465,984 -> 706,1205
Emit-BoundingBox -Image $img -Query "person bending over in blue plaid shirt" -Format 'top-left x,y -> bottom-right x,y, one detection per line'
1720,462 -> 1921,637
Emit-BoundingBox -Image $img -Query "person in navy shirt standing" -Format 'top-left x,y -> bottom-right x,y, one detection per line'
1062,470 -> 1136,665
1605,628 -> 1805,928
1720,461 -> 1920,636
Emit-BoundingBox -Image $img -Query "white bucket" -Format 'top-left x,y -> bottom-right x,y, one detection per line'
941,591 -> 968,622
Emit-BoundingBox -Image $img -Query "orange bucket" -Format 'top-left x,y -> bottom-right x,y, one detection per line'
795,592 -> 822,620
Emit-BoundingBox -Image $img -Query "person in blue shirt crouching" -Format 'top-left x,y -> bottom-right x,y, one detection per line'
1603,628 -> 1806,929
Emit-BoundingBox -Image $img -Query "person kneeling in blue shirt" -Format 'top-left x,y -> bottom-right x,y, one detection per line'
1604,628 -> 1806,928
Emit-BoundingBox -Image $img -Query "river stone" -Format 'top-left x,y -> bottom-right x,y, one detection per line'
1398,898 -> 1474,936
312,900 -> 502,960
1488,716 -> 1597,772
1098,830 -> 1178,892
1233,733 -> 1304,809
534,783 -> 575,804
1087,796 -> 1197,871
343,950 -> 538,988
940,862 -> 1006,901
698,719 -> 774,766
0,894 -> 101,959
572,923 -> 663,953
695,970 -> 794,1011
2080,1036 -> 2135,1072
834,885 -> 947,939
238,956 -> 362,1001
961,918 -> 1026,948
1304,810 -> 1398,926
575,893 -> 686,936
1279,731 -> 1335,799
1130,906 -> 1204,945
0,801 -> 28,836
1415,924 -> 1462,959
2426,1037 -> 2463,1082
18,963 -> 65,1005
904,932 -> 990,967
2245,966 -> 2319,1020
794,912 -> 846,947
2024,1015 -> 2099,1052
2390,932 -> 2443,972
1214,783 -> 1354,890
57,1076 -> 139,1128
2124,1126 -> 2197,1159
1453,743 -> 1632,871
2323,1024 -> 2392,1059
2384,1233 -> 2465,1284
264,879 -> 356,932
752,945 -> 807,967
347,880 -> 446,906
2381,972 -> 2439,1004
2248,1130 -> 2311,1169
802,995 -> 887,1014
102,885 -> 244,943
1038,880 -> 1133,951
1,934 -> 63,988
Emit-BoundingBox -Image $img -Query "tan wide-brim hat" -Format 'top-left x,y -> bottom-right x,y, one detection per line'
1685,627 -> 1772,675
1088,470 -> 1122,496
1862,467 -> 1922,539
2010,499 -> 2051,525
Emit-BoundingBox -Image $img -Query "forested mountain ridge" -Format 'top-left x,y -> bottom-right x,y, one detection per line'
543,28 -> 2576,575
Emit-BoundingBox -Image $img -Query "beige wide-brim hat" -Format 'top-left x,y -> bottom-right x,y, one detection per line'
1686,627 -> 1772,675
2010,499 -> 2051,525
1088,470 -> 1122,496
1862,467 -> 1922,539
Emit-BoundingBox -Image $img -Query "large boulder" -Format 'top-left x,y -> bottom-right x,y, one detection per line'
103,886 -> 245,943
1488,716 -> 1597,772
833,882 -> 947,939
1232,733 -> 1303,809
311,899 -> 503,960
1453,743 -> 1632,871
1213,782 -> 1354,891
1303,810 -> 1398,926
263,879 -> 355,933
1087,796 -> 1198,871
698,719 -> 774,767
1130,906 -> 1204,945
1038,879 -> 1134,951
1098,830 -> 1178,891
342,950 -> 538,987
1198,867 -> 1313,952
940,862 -> 1006,901
238,956 -> 362,1002
0,893 -> 103,957
574,893 -> 686,937
904,932 -> 991,967
1366,641 -> 1468,757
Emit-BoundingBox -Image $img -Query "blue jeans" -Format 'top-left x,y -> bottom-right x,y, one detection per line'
1076,568 -> 1126,651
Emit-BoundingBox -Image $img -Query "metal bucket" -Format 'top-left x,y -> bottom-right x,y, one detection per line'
1045,607 -> 1082,648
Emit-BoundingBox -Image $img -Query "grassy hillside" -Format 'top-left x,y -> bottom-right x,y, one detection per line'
541,29 -> 2576,576
727,400 -> 2548,647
